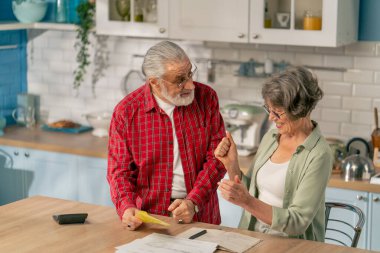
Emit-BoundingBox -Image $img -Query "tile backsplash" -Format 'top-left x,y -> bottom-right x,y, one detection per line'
27,30 -> 380,141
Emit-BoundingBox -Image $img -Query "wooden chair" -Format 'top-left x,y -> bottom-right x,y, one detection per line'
325,202 -> 365,248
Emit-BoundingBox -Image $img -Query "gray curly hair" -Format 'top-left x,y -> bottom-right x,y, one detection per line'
262,66 -> 323,120
142,41 -> 189,78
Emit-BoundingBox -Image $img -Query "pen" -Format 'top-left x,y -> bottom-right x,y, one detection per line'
189,229 -> 207,239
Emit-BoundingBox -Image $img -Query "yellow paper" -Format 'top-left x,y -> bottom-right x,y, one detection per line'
136,211 -> 170,226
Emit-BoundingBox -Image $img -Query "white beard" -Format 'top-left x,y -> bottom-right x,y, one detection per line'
159,82 -> 194,106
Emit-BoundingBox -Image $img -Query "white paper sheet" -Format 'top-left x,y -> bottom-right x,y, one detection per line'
176,227 -> 261,253
115,233 -> 217,253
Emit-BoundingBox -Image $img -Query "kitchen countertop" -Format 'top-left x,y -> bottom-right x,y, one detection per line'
1,125 -> 380,193
0,196 -> 374,253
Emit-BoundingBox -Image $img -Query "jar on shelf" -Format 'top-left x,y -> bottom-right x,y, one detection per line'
134,0 -> 144,22
303,10 -> 322,30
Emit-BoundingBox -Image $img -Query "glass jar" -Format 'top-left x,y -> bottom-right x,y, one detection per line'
303,10 -> 322,30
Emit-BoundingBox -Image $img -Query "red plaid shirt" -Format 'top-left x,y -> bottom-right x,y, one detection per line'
107,81 -> 226,224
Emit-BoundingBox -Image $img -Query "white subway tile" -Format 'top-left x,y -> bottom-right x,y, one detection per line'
374,72 -> 380,83
318,121 -> 340,135
42,49 -> 64,61
213,86 -> 231,100
322,82 -> 352,96
315,46 -> 344,55
343,69 -> 373,83
373,99 -> 380,109
214,74 -> 239,87
324,55 -> 353,69
320,95 -> 341,108
346,42 -> 376,56
28,81 -> 49,94
230,88 -> 262,103
353,84 -> 380,98
255,44 -> 287,51
354,56 -> 380,70
294,53 -> 323,66
321,109 -> 350,122
342,97 -> 372,110
49,61 -> 72,74
341,123 -> 372,139
312,70 -> 343,82
205,42 -> 232,49
238,77 -> 265,89
239,50 -> 267,62
213,48 -> 239,60
286,46 -> 315,53
375,43 -> 380,56
267,52 -> 295,63
351,111 -> 373,124
311,107 -> 321,120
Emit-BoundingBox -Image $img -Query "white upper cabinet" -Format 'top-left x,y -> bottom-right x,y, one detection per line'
96,0 -> 169,37
249,0 -> 359,47
168,0 -> 249,43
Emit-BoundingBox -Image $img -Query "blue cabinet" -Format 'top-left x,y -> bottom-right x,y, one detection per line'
326,187 -> 380,251
77,156 -> 112,206
368,193 -> 380,251
325,187 -> 368,249
0,145 -> 111,207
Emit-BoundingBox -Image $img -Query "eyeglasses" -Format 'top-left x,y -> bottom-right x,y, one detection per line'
160,64 -> 198,88
262,104 -> 286,119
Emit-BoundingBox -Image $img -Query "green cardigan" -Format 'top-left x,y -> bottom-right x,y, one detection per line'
239,122 -> 333,242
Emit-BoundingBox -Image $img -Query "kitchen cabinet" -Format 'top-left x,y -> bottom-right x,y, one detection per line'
325,187 -> 368,249
218,175 -> 244,228
169,0 -> 249,43
250,0 -> 359,47
169,0 -> 359,47
368,192 -> 380,251
0,145 -> 111,207
96,0 -> 169,37
77,156 -> 113,206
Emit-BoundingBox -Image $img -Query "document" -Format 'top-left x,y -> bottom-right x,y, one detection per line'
115,233 -> 217,253
176,227 -> 262,253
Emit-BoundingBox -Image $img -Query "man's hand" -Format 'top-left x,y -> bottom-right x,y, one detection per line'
168,199 -> 195,224
122,207 -> 143,231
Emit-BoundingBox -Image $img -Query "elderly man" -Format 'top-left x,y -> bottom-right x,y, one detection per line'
107,41 -> 226,230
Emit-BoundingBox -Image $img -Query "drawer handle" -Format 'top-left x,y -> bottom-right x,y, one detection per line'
374,197 -> 380,202
14,151 -> 19,156
252,34 -> 259,39
238,33 -> 245,38
24,152 -> 30,158
357,195 -> 367,201
159,27 -> 166,33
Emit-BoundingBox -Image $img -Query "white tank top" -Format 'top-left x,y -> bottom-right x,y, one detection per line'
257,158 -> 289,208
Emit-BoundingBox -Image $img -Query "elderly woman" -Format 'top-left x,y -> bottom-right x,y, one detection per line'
215,66 -> 333,241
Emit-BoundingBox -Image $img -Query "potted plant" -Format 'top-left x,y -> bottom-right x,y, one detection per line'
73,0 -> 95,90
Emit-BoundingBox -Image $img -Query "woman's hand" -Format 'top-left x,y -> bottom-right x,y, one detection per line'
214,131 -> 241,179
122,207 -> 143,231
218,175 -> 251,208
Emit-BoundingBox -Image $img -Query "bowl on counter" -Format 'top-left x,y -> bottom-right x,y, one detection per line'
84,111 -> 112,138
12,0 -> 48,23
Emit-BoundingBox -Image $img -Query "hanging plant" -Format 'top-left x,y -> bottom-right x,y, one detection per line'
73,0 -> 95,90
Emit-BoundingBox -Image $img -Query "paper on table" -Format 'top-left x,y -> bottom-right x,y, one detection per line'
115,233 -> 217,253
135,211 -> 170,226
177,227 -> 261,253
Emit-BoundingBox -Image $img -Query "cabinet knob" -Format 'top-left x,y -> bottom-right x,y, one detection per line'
159,28 -> 166,33
252,34 -> 260,39
238,33 -> 245,38
374,197 -> 380,202
24,152 -> 30,158
14,151 -> 19,156
357,195 -> 367,201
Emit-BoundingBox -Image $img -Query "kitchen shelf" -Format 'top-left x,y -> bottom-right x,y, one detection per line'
0,22 -> 78,31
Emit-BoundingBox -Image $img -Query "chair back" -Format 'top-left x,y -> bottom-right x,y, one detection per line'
325,202 -> 365,248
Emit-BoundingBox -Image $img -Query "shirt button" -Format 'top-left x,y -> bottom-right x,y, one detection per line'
169,141 -> 173,145
165,188 -> 170,192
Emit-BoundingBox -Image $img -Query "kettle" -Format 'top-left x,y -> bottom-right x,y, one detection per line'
341,137 -> 375,181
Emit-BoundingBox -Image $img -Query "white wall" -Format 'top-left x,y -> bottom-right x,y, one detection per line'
27,30 -> 380,141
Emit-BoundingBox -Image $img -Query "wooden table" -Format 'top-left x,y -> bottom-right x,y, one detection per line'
0,196 -> 375,253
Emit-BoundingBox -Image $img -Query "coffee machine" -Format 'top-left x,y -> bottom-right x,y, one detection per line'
221,104 -> 268,156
